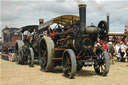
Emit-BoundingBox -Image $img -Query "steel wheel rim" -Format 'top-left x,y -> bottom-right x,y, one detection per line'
94,53 -> 106,75
63,52 -> 72,78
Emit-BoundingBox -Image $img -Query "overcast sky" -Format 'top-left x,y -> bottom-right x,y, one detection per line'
0,0 -> 128,36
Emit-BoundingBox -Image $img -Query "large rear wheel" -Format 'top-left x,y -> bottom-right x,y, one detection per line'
39,37 -> 54,72
94,48 -> 110,76
62,49 -> 77,79
15,40 -> 24,64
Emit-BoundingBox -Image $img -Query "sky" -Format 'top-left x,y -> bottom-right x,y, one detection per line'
0,0 -> 128,36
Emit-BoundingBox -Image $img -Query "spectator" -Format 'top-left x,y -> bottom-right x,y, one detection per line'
119,42 -> 127,62
103,43 -> 108,51
44,31 -> 48,37
125,44 -> 128,62
97,43 -> 102,48
95,43 -> 103,57
108,42 -> 115,64
115,43 -> 120,62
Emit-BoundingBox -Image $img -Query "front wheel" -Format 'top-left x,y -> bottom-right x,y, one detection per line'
62,49 -> 77,79
94,49 -> 110,76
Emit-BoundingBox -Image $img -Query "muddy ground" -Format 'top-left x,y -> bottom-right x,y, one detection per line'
0,59 -> 128,85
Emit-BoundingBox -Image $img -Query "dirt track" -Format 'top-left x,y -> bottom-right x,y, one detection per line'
0,59 -> 128,85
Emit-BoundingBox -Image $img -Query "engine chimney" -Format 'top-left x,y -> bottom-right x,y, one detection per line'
106,14 -> 110,41
39,19 -> 44,25
78,4 -> 87,33
107,15 -> 109,32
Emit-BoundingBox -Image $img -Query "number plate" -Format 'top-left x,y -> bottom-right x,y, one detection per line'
84,61 -> 94,65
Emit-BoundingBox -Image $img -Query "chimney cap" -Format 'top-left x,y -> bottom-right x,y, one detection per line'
78,4 -> 87,7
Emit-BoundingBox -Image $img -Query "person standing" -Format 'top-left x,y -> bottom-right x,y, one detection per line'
115,43 -> 120,62
119,42 -> 127,62
125,44 -> 128,62
103,43 -> 108,51
108,42 -> 115,64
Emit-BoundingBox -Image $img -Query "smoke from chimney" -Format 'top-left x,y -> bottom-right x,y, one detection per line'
75,0 -> 87,5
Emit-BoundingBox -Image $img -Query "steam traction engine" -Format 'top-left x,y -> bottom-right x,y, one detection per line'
38,4 -> 110,78
15,25 -> 39,67
2,27 -> 21,61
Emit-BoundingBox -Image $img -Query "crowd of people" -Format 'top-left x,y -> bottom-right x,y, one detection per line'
96,41 -> 128,64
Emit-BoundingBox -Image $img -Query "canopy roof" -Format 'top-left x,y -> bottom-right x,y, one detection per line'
38,15 -> 80,30
16,25 -> 38,33
21,25 -> 38,33
2,27 -> 19,33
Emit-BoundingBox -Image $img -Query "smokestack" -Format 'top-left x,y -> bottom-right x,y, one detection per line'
39,19 -> 44,25
78,4 -> 86,33
107,14 -> 109,32
107,14 -> 109,41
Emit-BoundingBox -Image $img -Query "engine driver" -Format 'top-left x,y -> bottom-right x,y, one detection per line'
23,31 -> 30,48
